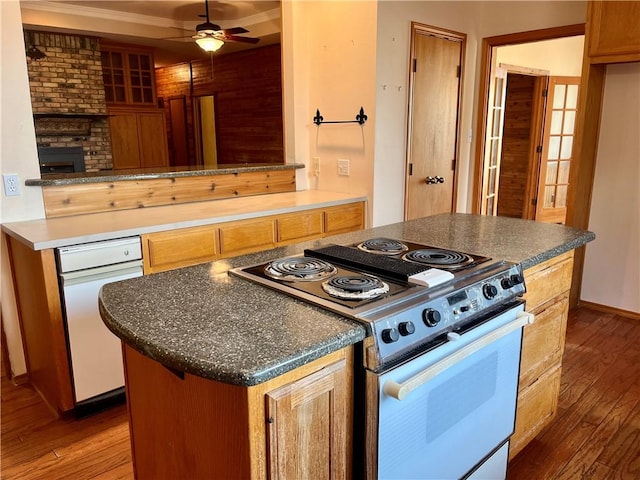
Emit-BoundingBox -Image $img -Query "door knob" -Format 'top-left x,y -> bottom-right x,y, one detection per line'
436,176 -> 445,184
426,176 -> 445,185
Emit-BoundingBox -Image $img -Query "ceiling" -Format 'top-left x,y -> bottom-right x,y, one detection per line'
20,0 -> 281,66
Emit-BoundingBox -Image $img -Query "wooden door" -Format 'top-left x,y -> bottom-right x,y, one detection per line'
405,25 -> 464,220
137,112 -> 169,168
108,113 -> 140,169
168,96 -> 189,166
535,76 -> 580,223
266,359 -> 349,480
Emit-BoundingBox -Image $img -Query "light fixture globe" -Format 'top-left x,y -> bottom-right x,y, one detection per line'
195,36 -> 224,52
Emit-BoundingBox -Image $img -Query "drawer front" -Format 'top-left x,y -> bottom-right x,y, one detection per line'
510,365 -> 562,459
144,226 -> 217,273
519,293 -> 569,388
324,203 -> 365,234
218,219 -> 275,256
276,211 -> 324,243
523,251 -> 573,312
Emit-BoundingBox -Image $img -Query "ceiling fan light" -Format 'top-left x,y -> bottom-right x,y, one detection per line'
196,36 -> 224,52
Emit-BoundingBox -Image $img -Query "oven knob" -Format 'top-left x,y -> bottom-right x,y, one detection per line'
381,328 -> 399,343
511,273 -> 524,285
501,277 -> 514,289
398,321 -> 415,336
483,284 -> 498,299
422,308 -> 441,327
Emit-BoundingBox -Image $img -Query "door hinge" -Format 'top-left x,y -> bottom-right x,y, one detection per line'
536,145 -> 543,153
413,58 -> 417,73
451,159 -> 456,171
456,65 -> 461,78
409,163 -> 413,176
542,88 -> 548,98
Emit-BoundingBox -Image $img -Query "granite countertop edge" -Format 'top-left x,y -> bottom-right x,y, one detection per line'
26,163 -> 304,186
99,298 -> 366,387
519,231 -> 596,270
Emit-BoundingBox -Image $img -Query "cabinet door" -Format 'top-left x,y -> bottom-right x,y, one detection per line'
108,113 -> 141,169
218,218 -> 275,257
588,1 -> 640,62
142,225 -> 217,274
266,359 -> 349,480
276,210 -> 324,243
324,202 -> 365,234
137,112 -> 169,168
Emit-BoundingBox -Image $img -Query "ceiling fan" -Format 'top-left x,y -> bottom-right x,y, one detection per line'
190,0 -> 260,52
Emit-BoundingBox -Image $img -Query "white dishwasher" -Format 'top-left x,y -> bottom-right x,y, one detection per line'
57,236 -> 142,408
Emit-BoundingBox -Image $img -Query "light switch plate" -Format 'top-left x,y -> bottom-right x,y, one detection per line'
337,159 -> 350,176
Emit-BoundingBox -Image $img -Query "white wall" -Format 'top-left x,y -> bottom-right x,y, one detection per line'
496,36 -> 584,76
1,0 -> 47,376
283,0 -> 378,223
581,63 -> 640,314
372,1 -> 586,226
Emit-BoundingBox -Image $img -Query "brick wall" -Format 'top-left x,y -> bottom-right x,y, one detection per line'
25,31 -> 112,171
155,44 -> 283,165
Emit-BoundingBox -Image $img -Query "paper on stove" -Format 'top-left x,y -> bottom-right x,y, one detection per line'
408,268 -> 455,287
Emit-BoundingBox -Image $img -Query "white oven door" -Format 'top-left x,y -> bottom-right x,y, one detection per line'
376,302 -> 529,480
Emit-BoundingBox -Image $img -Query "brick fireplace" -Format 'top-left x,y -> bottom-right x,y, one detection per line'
25,31 -> 112,172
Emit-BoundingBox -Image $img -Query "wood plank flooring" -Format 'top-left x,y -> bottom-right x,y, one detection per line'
1,306 -> 638,479
507,306 -> 640,479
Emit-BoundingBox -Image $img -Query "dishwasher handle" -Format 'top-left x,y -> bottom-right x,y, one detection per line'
60,260 -> 143,287
383,311 -> 535,401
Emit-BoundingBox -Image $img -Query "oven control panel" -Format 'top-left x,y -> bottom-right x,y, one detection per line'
368,263 -> 526,365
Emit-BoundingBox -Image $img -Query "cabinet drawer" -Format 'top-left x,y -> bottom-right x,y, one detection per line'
510,365 -> 562,459
218,218 -> 275,256
519,293 -> 569,388
324,203 -> 365,234
276,211 -> 324,243
143,226 -> 217,273
523,251 -> 573,312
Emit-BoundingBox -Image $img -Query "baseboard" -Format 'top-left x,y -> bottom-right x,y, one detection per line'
577,300 -> 640,321
10,373 -> 29,385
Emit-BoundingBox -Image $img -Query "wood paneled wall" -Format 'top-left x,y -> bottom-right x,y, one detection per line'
155,44 -> 283,166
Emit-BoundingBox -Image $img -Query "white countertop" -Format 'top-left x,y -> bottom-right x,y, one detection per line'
2,190 -> 367,250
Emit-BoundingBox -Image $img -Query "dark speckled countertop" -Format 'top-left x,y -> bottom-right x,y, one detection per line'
99,213 -> 594,386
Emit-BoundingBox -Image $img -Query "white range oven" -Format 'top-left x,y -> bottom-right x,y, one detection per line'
231,237 -> 533,479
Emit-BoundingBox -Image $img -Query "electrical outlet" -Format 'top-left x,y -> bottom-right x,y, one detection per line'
312,157 -> 320,176
337,159 -> 350,176
3,174 -> 21,196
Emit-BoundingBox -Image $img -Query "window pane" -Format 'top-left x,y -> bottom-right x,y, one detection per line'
550,110 -> 564,134
558,161 -> 570,184
494,78 -> 504,107
129,54 -> 139,69
553,84 -> 566,109
544,186 -> 556,208
556,185 -> 568,208
563,111 -> 576,134
488,167 -> 497,194
486,195 -> 494,216
547,136 -> 561,160
492,108 -> 502,136
566,85 -> 579,108
546,161 -> 558,184
560,136 -> 573,159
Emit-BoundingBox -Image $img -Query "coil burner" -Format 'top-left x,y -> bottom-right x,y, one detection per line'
264,257 -> 337,282
322,274 -> 390,300
403,248 -> 475,270
357,238 -> 409,255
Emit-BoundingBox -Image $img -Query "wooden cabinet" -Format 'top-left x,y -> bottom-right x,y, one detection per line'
141,201 -> 365,274
123,343 -> 353,480
101,46 -> 157,106
587,1 -> 640,63
108,110 -> 169,170
266,359 -> 350,479
510,250 -> 574,458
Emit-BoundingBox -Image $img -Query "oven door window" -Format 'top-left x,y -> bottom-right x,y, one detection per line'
376,305 -> 524,480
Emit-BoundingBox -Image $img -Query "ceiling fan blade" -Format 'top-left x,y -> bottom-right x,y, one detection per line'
221,27 -> 249,35
224,35 -> 260,44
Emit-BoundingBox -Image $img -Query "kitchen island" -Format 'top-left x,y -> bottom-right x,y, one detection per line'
99,213 -> 594,479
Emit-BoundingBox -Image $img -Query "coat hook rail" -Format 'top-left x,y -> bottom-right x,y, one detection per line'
313,107 -> 368,126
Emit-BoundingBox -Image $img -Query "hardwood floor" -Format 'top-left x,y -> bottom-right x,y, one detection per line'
1,306 -> 638,479
0,378 -> 132,480
508,306 -> 640,479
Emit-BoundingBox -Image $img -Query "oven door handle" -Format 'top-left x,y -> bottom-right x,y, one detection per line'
383,311 -> 535,401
